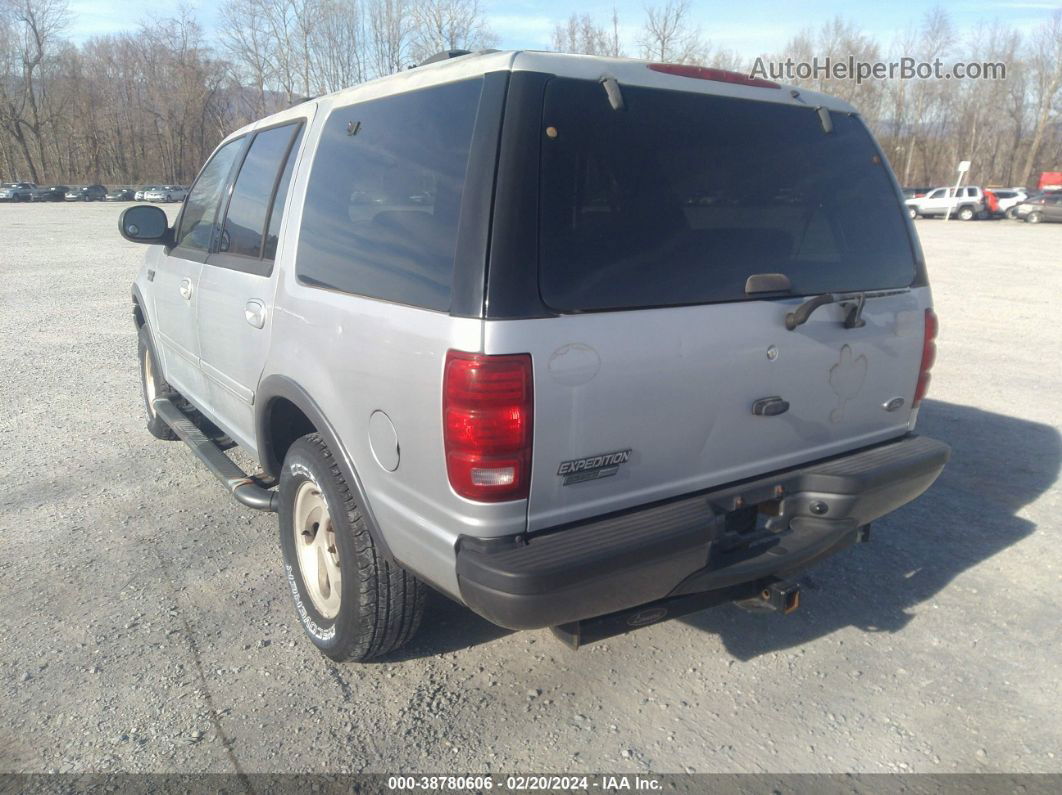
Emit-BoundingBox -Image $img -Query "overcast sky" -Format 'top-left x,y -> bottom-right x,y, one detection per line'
66,0 -> 1061,57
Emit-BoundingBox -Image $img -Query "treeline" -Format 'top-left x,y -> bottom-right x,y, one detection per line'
0,0 -> 500,184
1,0 -> 1060,188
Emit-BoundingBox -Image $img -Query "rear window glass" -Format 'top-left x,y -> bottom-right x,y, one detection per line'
538,78 -> 917,311
296,79 -> 482,311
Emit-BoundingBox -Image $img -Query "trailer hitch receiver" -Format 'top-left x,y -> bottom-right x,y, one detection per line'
761,580 -> 801,614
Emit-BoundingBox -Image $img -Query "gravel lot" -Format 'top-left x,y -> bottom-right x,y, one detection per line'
1,203 -> 1060,775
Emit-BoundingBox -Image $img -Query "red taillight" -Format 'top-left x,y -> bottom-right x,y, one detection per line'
913,309 -> 938,407
443,351 -> 533,502
648,63 -> 781,89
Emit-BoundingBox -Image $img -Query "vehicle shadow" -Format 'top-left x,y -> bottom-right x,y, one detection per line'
679,398 -> 1061,660
375,587 -> 512,662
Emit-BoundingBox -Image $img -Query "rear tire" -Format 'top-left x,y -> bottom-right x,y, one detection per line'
138,325 -> 178,440
1006,207 -> 1018,220
278,433 -> 425,661
1027,212 -> 1043,224
958,206 -> 975,221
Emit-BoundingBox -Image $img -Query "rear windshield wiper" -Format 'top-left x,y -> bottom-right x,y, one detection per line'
785,292 -> 867,330
785,293 -> 834,329
745,276 -> 866,330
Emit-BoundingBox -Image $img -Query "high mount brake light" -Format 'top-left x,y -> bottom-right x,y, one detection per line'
443,351 -> 533,502
913,309 -> 938,407
648,63 -> 781,89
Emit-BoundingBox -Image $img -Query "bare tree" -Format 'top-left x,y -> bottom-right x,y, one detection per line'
638,0 -> 706,64
552,11 -> 623,57
310,0 -> 368,91
367,0 -> 414,76
0,0 -> 68,181
219,0 -> 276,116
1016,8 -> 1062,187
409,0 -> 496,64
1,2 -> 1059,191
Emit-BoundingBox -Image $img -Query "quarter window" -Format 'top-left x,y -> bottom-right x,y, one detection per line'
296,78 -> 483,311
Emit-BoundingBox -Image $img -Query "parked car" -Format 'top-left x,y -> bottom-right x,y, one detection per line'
0,181 -> 36,201
905,185 -> 985,220
144,185 -> 188,203
989,188 -> 1027,218
134,186 -> 159,201
65,184 -> 107,201
122,50 -> 949,661
1015,192 -> 1062,224
901,186 -> 932,199
105,188 -> 137,202
30,185 -> 68,202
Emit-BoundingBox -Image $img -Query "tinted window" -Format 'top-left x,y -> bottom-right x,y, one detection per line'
176,139 -> 243,253
538,79 -> 918,311
297,79 -> 482,311
264,126 -> 304,260
221,123 -> 301,260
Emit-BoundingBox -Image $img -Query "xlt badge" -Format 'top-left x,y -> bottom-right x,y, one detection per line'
558,450 -> 631,486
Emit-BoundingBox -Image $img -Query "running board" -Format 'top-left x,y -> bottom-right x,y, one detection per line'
152,397 -> 278,512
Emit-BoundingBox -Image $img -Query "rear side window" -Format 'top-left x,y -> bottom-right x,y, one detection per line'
176,138 -> 243,254
296,78 -> 482,311
219,122 -> 303,268
538,79 -> 918,311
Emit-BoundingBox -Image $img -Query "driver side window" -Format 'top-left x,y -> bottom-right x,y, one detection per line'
174,138 -> 244,254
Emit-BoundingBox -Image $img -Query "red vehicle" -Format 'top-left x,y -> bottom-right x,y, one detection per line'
1038,171 -> 1062,192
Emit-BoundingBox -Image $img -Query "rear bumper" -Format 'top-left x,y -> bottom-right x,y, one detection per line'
456,434 -> 950,630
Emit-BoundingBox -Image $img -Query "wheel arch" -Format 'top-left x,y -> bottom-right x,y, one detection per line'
256,374 -> 396,562
131,284 -> 147,329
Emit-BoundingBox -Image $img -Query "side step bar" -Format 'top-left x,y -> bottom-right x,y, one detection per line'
153,397 -> 278,512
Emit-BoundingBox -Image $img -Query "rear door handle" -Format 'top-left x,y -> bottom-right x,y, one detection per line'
178,278 -> 193,300
244,299 -> 267,329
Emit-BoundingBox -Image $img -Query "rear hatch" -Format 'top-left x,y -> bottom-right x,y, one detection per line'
492,74 -> 929,532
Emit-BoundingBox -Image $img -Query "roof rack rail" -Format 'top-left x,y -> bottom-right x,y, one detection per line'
417,49 -> 473,67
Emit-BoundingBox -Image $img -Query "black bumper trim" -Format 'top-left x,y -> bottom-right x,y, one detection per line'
456,434 -> 950,630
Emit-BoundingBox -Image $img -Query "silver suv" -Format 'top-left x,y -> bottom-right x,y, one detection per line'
122,51 -> 949,660
906,186 -> 986,220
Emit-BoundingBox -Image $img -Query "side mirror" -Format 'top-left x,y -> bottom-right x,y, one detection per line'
118,205 -> 173,245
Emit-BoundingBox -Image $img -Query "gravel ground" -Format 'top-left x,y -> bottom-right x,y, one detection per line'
0,203 -> 1060,775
